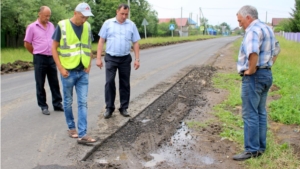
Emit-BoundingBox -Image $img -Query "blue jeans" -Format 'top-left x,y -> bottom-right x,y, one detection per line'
61,70 -> 89,138
241,69 -> 272,153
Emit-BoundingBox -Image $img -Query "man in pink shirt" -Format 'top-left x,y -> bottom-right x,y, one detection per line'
24,6 -> 63,115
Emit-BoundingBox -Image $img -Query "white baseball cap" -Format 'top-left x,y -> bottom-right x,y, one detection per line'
75,2 -> 94,16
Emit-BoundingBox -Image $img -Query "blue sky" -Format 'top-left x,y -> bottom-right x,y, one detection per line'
147,0 -> 295,28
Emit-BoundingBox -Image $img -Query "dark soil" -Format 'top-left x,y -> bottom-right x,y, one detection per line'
1,60 -> 33,74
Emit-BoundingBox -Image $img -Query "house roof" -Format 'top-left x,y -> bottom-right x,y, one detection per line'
271,18 -> 289,26
175,18 -> 188,27
158,18 -> 171,24
188,18 -> 197,25
158,18 -> 189,27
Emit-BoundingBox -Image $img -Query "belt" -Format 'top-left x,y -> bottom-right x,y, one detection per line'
239,66 -> 271,77
106,53 -> 130,57
256,66 -> 271,70
36,54 -> 52,57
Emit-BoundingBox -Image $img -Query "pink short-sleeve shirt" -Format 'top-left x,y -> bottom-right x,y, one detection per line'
24,20 -> 55,55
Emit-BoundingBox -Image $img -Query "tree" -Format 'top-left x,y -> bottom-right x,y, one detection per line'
289,0 -> 300,32
200,17 -> 208,35
87,0 -> 121,40
1,0 -> 81,47
141,10 -> 158,37
157,22 -> 170,36
88,0 -> 159,39
274,19 -> 292,32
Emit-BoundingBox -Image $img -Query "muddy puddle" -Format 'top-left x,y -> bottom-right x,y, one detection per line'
144,122 -> 214,168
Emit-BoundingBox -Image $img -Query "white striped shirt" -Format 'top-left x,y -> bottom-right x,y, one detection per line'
237,19 -> 275,73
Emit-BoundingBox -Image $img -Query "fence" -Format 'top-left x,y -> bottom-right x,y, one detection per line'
280,32 -> 300,43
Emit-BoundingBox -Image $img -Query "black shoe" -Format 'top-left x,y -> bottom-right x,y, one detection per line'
42,109 -> 50,115
54,106 -> 64,111
233,151 -> 262,161
119,109 -> 130,117
104,110 -> 113,119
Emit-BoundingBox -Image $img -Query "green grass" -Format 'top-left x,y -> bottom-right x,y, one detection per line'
186,120 -> 209,129
138,35 -> 215,45
269,36 -> 300,124
1,48 -> 33,64
2,35 -> 216,64
210,36 -> 300,168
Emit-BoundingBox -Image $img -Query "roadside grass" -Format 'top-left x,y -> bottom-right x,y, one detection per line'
210,36 -> 300,168
186,120 -> 210,129
268,36 -> 300,124
138,35 -> 215,45
1,48 -> 33,64
2,35 -> 215,64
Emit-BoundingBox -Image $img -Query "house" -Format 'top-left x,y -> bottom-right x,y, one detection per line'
158,18 -> 197,37
272,18 -> 289,27
188,18 -> 197,28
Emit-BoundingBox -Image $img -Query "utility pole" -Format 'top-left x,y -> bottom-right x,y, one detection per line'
128,0 -> 130,19
199,7 -> 201,29
181,7 -> 183,37
265,11 -> 267,23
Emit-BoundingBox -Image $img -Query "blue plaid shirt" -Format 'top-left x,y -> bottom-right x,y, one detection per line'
237,19 -> 275,73
98,18 -> 141,56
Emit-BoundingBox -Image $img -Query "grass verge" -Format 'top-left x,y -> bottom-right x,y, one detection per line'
268,36 -> 300,125
1,48 -> 33,64
2,35 -> 215,64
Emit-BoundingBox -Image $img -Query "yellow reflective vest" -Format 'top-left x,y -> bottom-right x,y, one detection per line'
58,19 -> 91,69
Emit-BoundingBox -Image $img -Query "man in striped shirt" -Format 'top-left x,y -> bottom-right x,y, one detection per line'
233,5 -> 275,161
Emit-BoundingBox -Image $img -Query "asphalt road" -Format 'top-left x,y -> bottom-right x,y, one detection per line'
1,36 -> 239,169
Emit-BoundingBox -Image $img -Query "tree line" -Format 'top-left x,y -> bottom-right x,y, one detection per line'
1,0 -> 158,47
274,0 -> 300,32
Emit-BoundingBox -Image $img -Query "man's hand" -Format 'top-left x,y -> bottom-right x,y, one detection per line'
96,58 -> 103,69
60,68 -> 69,78
24,42 -> 33,54
84,65 -> 92,73
134,60 -> 140,70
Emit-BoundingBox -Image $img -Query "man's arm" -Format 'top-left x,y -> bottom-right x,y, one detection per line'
84,47 -> 93,73
133,41 -> 140,70
52,40 -> 68,77
96,37 -> 105,69
272,40 -> 281,64
244,53 -> 258,75
272,56 -> 278,64
24,42 -> 33,54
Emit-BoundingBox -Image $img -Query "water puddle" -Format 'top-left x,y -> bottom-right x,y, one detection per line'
141,119 -> 151,123
144,122 -> 215,167
144,154 -> 165,167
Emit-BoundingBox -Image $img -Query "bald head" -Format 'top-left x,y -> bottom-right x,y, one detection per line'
39,6 -> 51,13
38,6 -> 51,25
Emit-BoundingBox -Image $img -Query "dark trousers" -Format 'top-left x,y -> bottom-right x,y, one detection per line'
104,54 -> 132,111
33,54 -> 62,110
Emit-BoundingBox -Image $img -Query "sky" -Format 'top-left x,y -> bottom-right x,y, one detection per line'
146,0 -> 295,28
